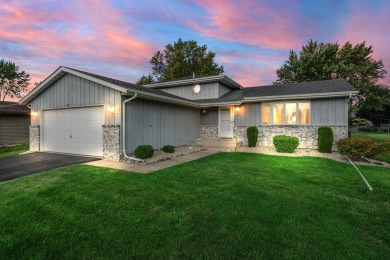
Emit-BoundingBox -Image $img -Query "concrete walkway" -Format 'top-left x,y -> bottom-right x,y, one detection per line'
84,150 -> 219,173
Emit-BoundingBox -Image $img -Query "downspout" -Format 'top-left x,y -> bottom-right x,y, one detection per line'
122,93 -> 144,162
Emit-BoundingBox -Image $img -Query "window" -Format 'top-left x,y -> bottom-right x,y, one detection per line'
299,102 -> 310,124
273,104 -> 283,124
262,101 -> 310,125
262,104 -> 271,124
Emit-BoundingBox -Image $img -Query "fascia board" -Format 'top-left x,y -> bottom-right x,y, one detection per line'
243,91 -> 359,102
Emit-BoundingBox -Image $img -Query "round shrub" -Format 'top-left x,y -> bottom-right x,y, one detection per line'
134,145 -> 154,159
337,138 -> 390,160
162,145 -> 175,153
247,126 -> 259,147
318,126 -> 334,153
273,135 -> 299,153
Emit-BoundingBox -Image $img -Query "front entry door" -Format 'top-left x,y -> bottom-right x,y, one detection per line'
218,107 -> 234,138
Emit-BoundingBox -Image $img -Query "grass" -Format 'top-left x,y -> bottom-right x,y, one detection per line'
352,133 -> 390,163
0,144 -> 29,158
0,152 -> 389,259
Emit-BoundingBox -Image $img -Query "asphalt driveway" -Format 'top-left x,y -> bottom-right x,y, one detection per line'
0,153 -> 100,182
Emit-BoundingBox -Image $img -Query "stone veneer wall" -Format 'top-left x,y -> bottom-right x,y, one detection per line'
29,125 -> 40,151
102,125 -> 121,161
200,125 -> 218,140
233,125 -> 348,150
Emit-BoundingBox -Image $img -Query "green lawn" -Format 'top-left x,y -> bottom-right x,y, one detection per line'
0,144 -> 29,158
352,133 -> 390,163
0,153 -> 389,259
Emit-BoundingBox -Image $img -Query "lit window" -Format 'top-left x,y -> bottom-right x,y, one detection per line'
262,104 -> 271,124
262,101 -> 310,125
286,103 -> 296,124
273,104 -> 284,124
299,103 -> 310,124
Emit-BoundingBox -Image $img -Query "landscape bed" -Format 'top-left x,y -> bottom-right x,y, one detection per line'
0,152 -> 389,258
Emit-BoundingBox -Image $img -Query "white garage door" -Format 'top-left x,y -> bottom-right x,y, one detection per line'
43,106 -> 104,156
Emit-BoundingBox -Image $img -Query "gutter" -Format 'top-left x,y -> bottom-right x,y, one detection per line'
122,93 -> 144,162
243,91 -> 359,102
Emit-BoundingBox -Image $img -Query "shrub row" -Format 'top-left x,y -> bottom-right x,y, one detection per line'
337,138 -> 390,159
134,144 -> 176,159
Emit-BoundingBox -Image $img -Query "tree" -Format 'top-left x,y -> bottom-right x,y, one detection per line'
356,86 -> 390,126
136,74 -> 155,85
0,59 -> 30,101
138,38 -> 224,83
274,40 -> 388,124
274,40 -> 387,103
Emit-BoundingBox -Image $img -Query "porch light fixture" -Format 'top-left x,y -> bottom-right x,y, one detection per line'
31,111 -> 37,117
107,106 -> 114,114
202,109 -> 207,114
235,106 -> 240,112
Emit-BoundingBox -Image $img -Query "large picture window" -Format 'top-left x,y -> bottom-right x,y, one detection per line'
262,101 -> 310,125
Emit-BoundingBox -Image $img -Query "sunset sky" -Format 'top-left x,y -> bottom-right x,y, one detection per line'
1,0 -> 389,101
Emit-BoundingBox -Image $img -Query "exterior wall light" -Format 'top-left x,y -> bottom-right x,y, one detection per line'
202,109 -> 207,114
31,111 -> 38,117
235,106 -> 240,112
107,106 -> 114,114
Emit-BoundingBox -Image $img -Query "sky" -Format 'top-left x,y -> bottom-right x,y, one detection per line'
1,0 -> 389,101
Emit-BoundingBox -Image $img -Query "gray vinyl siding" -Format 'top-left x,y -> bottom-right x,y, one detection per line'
200,107 -> 218,125
29,74 -> 122,125
235,103 -> 262,126
159,82 -> 231,100
311,98 -> 348,125
0,115 -> 30,144
125,98 -> 200,153
219,84 -> 231,97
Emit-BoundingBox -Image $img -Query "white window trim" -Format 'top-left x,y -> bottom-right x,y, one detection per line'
261,100 -> 311,125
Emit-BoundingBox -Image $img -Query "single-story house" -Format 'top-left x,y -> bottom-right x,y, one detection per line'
19,66 -> 358,160
0,101 -> 30,145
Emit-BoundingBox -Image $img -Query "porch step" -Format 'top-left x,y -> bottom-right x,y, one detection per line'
194,139 -> 243,151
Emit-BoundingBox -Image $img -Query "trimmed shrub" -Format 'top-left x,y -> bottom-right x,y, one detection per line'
337,138 -> 390,159
247,126 -> 259,147
273,135 -> 299,153
358,126 -> 369,133
162,145 -> 175,153
134,145 -> 154,159
318,126 -> 334,153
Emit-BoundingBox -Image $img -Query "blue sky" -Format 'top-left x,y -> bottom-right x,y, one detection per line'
0,0 -> 389,100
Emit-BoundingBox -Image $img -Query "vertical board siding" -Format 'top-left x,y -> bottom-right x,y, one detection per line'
311,98 -> 347,125
218,84 -> 231,97
159,82 -> 223,100
200,107 -> 218,125
235,103 -> 261,126
125,99 -> 200,153
30,74 -> 122,125
0,115 -> 30,144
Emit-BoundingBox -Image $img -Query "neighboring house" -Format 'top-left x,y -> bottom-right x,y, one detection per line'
19,66 -> 358,160
0,101 -> 30,145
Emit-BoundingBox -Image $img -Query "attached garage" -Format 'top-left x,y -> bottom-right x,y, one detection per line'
42,106 -> 104,156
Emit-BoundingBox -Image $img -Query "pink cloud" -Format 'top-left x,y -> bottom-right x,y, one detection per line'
334,1 -> 390,85
0,0 -> 157,99
185,0 -> 303,49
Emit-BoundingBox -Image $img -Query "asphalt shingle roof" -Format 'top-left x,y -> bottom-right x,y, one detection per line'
0,101 -> 30,115
66,67 -> 193,102
65,68 -> 357,105
243,79 -> 356,98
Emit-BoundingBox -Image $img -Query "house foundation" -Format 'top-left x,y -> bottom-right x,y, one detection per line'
200,124 -> 348,150
29,125 -> 40,151
102,125 -> 121,161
